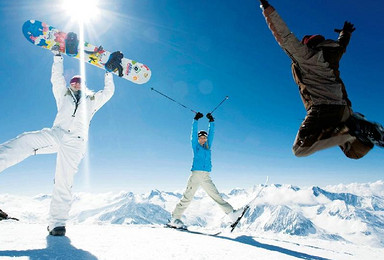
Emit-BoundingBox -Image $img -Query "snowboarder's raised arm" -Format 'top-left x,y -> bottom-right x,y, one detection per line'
335,21 -> 355,53
51,55 -> 67,100
92,72 -> 115,111
260,1 -> 308,63
191,112 -> 203,148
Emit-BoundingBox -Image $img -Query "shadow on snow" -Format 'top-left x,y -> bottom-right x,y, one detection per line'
0,235 -> 97,260
217,234 -> 331,260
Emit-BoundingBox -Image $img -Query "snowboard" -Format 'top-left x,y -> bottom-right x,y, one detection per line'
22,20 -> 151,84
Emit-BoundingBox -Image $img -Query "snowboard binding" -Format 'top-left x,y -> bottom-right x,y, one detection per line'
65,32 -> 79,57
105,51 -> 124,77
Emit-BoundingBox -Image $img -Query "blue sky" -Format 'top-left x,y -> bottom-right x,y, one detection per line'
0,0 -> 383,195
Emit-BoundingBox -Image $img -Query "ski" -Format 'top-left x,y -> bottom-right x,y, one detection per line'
229,176 -> 269,232
164,224 -> 221,236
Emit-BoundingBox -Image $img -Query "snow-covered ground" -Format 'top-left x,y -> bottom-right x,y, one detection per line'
1,181 -> 384,259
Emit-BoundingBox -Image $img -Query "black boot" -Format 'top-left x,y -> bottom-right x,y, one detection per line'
48,226 -> 66,236
65,32 -> 79,57
346,113 -> 384,147
105,51 -> 124,77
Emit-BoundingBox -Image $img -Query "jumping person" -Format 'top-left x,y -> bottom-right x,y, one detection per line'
0,46 -> 122,235
168,112 -> 243,229
258,0 -> 384,159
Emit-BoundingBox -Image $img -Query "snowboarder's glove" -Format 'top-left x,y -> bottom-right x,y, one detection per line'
206,113 -> 214,122
194,112 -> 204,120
51,45 -> 61,56
0,209 -> 8,220
259,0 -> 270,8
334,21 -> 355,34
105,51 -> 124,77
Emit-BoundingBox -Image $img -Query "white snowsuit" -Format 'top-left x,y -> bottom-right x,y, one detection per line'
0,55 -> 115,229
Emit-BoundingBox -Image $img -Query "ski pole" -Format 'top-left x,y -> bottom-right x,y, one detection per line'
230,176 -> 269,232
210,96 -> 229,114
151,88 -> 197,114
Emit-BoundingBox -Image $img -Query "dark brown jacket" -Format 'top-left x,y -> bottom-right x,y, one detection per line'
263,6 -> 352,111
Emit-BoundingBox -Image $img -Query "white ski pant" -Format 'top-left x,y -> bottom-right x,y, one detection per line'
0,127 -> 86,229
172,171 -> 234,219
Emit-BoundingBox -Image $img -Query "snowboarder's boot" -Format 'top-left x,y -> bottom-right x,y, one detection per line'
105,51 -> 124,77
65,32 -> 79,57
48,226 -> 66,236
346,113 -> 384,147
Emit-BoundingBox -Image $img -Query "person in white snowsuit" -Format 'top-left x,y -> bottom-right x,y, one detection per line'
0,52 -> 116,235
169,112 -> 243,229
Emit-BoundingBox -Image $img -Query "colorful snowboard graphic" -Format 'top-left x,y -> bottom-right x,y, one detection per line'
22,20 -> 151,84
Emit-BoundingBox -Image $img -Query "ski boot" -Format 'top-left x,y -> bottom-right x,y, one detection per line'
167,218 -> 187,229
65,32 -> 79,57
227,208 -> 245,222
347,112 -> 384,147
48,226 -> 66,236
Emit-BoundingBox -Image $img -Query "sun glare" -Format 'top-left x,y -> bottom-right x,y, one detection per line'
61,0 -> 100,22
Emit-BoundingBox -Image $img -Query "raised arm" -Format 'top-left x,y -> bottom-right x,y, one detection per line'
51,55 -> 67,100
260,1 -> 310,63
335,21 -> 355,52
191,112 -> 203,148
92,72 -> 115,111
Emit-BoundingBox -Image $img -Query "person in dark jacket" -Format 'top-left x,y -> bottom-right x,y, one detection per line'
259,0 -> 383,159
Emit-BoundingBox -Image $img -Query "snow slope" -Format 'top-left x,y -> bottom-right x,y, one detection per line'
1,181 -> 384,259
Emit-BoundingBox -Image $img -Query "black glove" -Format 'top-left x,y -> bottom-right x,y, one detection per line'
51,45 -> 61,56
206,113 -> 214,122
194,112 -> 204,120
260,0 -> 270,8
334,21 -> 355,34
105,51 -> 124,77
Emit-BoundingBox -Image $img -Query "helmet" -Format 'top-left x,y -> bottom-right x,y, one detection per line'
198,130 -> 208,138
301,35 -> 325,48
70,75 -> 81,84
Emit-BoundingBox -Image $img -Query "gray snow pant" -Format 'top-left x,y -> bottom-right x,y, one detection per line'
172,171 -> 234,219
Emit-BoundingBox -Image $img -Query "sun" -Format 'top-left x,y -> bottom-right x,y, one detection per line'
61,0 -> 101,23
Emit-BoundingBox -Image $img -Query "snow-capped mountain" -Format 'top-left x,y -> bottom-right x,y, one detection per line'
1,180 -> 384,248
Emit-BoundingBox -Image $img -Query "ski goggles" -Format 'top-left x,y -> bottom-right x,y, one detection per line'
198,131 -> 208,138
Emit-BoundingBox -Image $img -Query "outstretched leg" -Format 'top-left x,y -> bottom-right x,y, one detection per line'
0,128 -> 59,173
200,173 -> 234,214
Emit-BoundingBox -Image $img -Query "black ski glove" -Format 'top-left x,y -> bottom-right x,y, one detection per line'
334,21 -> 355,34
259,0 -> 270,8
206,113 -> 214,122
194,112 -> 204,120
0,209 -> 8,220
105,51 -> 124,77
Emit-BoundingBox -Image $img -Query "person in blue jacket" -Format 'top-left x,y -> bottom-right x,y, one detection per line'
169,112 -> 243,229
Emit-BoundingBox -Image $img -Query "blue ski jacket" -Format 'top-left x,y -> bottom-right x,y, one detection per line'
191,119 -> 215,172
